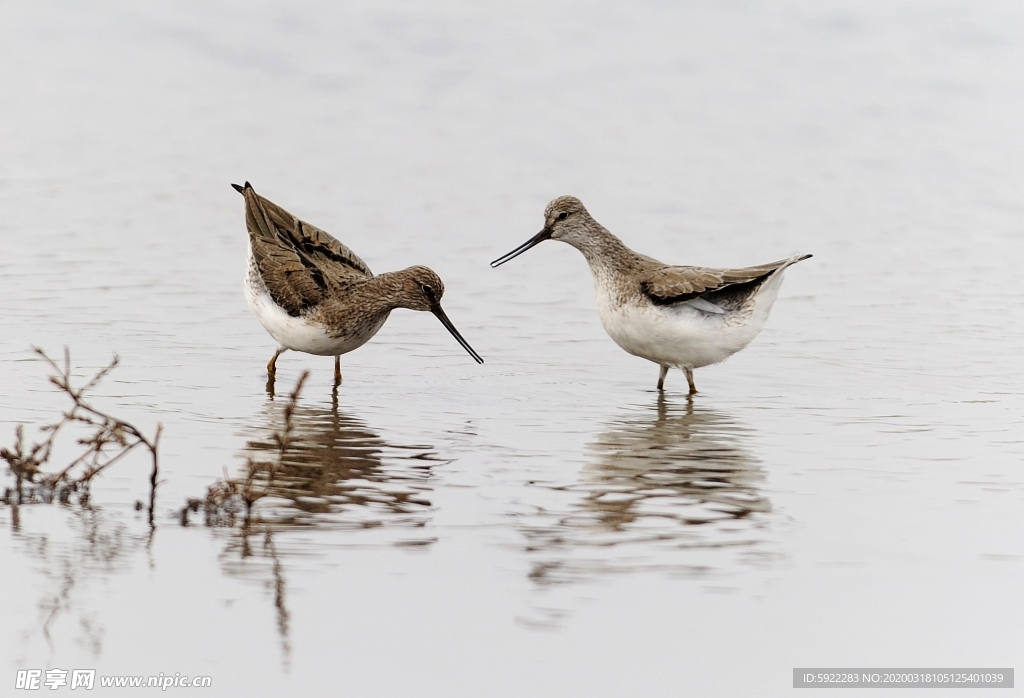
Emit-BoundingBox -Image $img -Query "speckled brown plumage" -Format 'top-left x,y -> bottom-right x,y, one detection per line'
235,182 -> 483,384
640,259 -> 801,306
241,184 -> 373,318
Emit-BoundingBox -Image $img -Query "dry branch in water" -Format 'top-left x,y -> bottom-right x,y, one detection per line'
1,347 -> 161,524
184,371 -> 309,528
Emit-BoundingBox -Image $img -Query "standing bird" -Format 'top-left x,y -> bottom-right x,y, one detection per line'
235,182 -> 482,387
491,196 -> 809,393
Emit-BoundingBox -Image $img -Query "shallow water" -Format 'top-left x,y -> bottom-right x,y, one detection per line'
1,1 -> 1022,695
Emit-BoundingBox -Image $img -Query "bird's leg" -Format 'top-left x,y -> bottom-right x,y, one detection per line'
265,348 -> 285,399
333,355 -> 342,387
267,347 -> 286,378
684,367 -> 697,395
657,365 -> 669,391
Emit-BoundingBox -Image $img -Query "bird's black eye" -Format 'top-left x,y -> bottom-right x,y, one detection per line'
557,212 -> 568,221
421,284 -> 434,297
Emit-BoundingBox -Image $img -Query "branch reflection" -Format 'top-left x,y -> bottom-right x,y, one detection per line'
208,398 -> 442,666
2,504 -> 147,662
234,399 -> 440,530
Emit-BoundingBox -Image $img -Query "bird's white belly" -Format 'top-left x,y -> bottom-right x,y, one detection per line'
244,261 -> 373,356
245,288 -> 339,355
594,279 -> 784,369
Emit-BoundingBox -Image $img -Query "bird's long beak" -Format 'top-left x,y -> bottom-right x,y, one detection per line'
490,228 -> 552,268
431,305 -> 484,364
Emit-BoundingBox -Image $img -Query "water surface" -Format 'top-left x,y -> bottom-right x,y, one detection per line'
1,1 -> 1022,695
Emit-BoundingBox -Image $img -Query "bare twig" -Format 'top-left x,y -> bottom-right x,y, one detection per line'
187,371 -> 309,528
0,348 -> 161,518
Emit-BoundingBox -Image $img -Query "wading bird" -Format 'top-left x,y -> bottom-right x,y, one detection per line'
492,196 -> 809,393
235,182 -> 482,389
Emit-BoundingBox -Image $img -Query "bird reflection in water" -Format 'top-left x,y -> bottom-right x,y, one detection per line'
234,398 -> 439,530
209,396 -> 441,666
522,395 -> 773,585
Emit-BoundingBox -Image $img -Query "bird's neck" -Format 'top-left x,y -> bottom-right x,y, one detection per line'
353,272 -> 409,313
568,223 -> 644,275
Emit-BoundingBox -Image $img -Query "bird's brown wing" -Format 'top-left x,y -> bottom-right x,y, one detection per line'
240,183 -> 373,316
640,257 -> 805,305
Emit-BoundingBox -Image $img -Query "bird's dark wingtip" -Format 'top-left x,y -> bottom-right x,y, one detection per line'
231,182 -> 245,194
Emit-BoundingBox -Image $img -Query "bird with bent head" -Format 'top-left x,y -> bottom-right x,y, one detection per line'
234,182 -> 482,390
